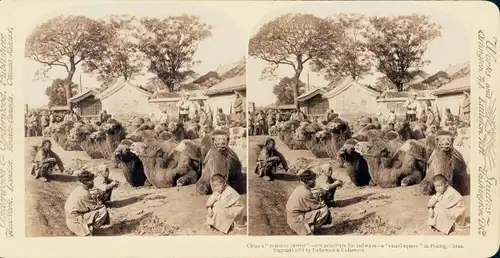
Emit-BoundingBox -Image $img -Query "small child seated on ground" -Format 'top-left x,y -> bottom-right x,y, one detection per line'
90,165 -> 119,206
309,164 -> 343,207
314,164 -> 343,207
205,174 -> 245,234
427,174 -> 466,235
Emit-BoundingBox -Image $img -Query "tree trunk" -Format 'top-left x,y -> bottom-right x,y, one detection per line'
293,60 -> 304,110
65,58 -> 77,107
65,71 -> 75,106
396,82 -> 404,92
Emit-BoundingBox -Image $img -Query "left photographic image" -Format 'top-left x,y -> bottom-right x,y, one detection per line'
24,3 -> 247,237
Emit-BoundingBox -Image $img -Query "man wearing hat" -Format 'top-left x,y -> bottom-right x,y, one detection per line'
64,170 -> 110,236
286,170 -> 332,235
404,92 -> 419,122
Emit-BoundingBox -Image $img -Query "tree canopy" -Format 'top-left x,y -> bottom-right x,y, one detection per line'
310,14 -> 374,81
249,13 -> 327,107
25,15 -> 109,101
250,13 -> 443,100
363,14 -> 442,91
137,15 -> 212,92
82,15 -> 144,88
45,78 -> 79,106
272,77 -> 306,105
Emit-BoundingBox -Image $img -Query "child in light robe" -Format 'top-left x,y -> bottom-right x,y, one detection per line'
427,174 -> 466,235
310,164 -> 343,207
205,174 -> 245,234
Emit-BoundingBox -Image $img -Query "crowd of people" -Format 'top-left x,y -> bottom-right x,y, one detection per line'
248,108 -> 308,136
252,93 -> 471,236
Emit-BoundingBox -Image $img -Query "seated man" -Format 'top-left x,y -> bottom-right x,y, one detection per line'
31,139 -> 65,182
255,138 -> 288,181
286,170 -> 332,235
64,171 -> 110,236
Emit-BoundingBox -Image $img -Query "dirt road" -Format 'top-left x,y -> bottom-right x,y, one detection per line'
25,137 -> 247,236
248,136 -> 470,236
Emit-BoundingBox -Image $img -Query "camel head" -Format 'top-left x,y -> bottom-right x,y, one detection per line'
212,129 -> 229,152
338,139 -> 358,157
436,130 -> 455,152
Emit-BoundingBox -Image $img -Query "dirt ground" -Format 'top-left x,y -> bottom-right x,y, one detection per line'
25,137 -> 247,237
248,136 -> 470,236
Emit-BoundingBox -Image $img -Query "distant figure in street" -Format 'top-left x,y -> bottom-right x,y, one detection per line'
443,108 -> 455,130
233,92 -> 244,124
461,91 -> 470,124
286,170 -> 332,235
404,92 -> 419,122
216,108 -> 228,127
386,108 -> 397,130
65,171 -> 110,236
31,139 -> 65,182
256,138 -> 288,181
100,110 -> 110,124
176,93 -> 194,122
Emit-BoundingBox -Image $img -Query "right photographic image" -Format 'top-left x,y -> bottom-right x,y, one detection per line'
247,3 -> 471,236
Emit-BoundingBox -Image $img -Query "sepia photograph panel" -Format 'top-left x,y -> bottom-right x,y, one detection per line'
248,5 -> 471,236
24,3 -> 247,237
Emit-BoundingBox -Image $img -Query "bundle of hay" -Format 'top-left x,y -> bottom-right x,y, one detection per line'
278,120 -> 300,147
309,118 -> 352,161
76,119 -> 126,160
51,121 -> 77,150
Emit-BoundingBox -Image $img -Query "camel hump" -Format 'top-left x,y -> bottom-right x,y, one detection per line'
175,139 -> 200,158
398,139 -> 426,160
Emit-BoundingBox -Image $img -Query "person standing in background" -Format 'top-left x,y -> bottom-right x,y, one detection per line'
176,93 -> 193,122
404,92 -> 419,122
461,91 -> 470,124
233,92 -> 244,124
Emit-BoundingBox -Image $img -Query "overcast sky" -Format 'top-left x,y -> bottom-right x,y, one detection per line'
247,2 -> 470,107
22,2 -> 245,108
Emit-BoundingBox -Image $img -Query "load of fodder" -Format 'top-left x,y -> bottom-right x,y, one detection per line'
68,122 -> 102,158
132,139 -> 202,188
74,119 -> 127,160
322,118 -> 353,162
277,120 -> 301,148
51,121 -> 81,151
